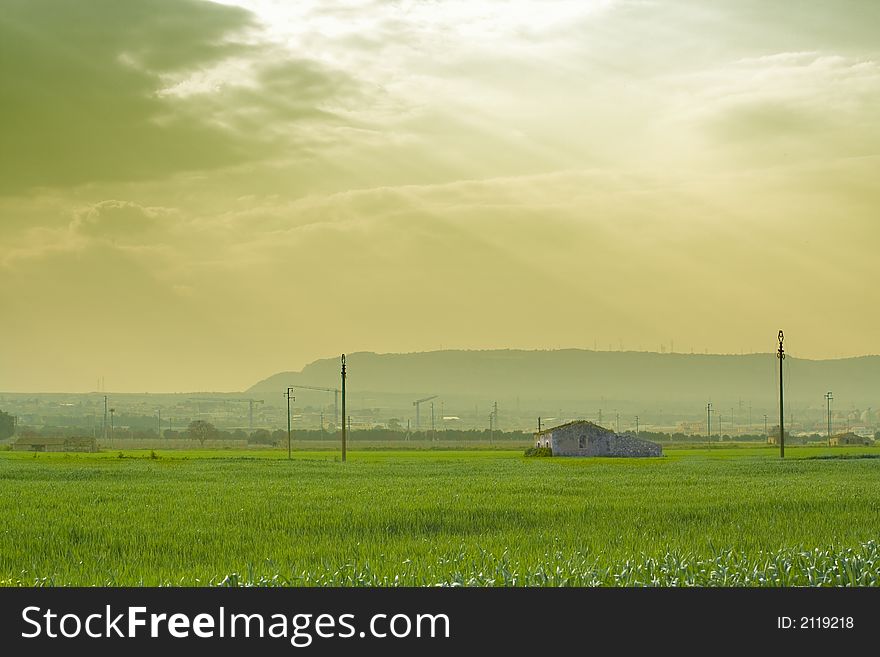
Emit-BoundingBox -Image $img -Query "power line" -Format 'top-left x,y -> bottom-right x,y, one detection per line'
341,355 -> 347,463
825,391 -> 833,445
285,387 -> 295,460
777,330 -> 785,458
707,402 -> 713,440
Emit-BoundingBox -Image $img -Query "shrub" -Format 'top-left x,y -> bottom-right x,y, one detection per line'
524,447 -> 552,457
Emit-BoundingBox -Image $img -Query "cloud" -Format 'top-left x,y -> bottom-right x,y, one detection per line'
681,53 -> 880,119
0,198 -> 179,270
71,200 -> 176,240
0,0 -> 361,194
653,51 -> 880,169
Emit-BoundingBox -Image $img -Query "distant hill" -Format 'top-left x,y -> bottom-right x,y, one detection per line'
247,349 -> 880,409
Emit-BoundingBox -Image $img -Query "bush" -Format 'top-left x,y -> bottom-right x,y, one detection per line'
248,429 -> 275,445
524,447 -> 552,457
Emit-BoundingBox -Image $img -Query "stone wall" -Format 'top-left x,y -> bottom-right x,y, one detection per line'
535,421 -> 662,457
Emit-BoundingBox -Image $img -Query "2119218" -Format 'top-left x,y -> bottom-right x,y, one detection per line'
777,616 -> 854,629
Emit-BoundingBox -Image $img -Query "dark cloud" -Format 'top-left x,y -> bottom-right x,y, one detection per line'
188,59 -> 363,139
0,0 -> 357,194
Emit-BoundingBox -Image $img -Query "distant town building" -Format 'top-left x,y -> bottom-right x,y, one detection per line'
534,420 -> 662,457
830,432 -> 875,447
766,426 -> 788,445
13,436 -> 96,453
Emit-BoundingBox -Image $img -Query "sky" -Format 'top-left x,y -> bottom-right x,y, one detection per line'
1,0 -> 878,392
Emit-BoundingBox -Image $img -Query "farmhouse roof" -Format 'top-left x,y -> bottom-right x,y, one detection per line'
535,420 -> 612,437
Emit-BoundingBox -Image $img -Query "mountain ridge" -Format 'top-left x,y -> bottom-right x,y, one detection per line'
247,349 -> 880,407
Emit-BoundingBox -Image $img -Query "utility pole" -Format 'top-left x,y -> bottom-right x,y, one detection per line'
341,354 -> 347,463
103,395 -> 108,441
777,330 -> 785,458
109,407 -> 115,441
616,412 -> 620,434
763,414 -> 768,437
707,402 -> 713,440
157,409 -> 161,438
825,391 -> 833,445
430,401 -> 435,442
635,415 -> 639,436
285,387 -> 295,460
537,416 -> 542,432
493,401 -> 499,439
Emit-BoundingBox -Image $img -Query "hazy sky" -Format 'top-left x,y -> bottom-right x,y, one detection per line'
1,0 -> 879,392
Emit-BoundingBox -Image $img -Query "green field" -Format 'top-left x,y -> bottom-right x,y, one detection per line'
1,446 -> 879,586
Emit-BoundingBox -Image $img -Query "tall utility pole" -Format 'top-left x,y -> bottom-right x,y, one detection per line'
103,396 -> 108,441
341,355 -> 347,463
430,401 -> 435,442
777,330 -> 785,458
109,408 -> 115,440
635,415 -> 639,436
825,391 -> 833,444
537,416 -> 542,432
493,401 -> 499,438
707,402 -> 713,440
616,412 -> 620,434
157,409 -> 161,438
763,414 -> 768,437
285,387 -> 295,460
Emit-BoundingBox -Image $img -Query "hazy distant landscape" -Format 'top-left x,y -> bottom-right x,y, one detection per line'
3,349 -> 879,445
253,347 -> 880,415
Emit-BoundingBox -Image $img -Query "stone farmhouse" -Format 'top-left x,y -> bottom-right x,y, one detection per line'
535,420 -> 662,457
829,431 -> 875,446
